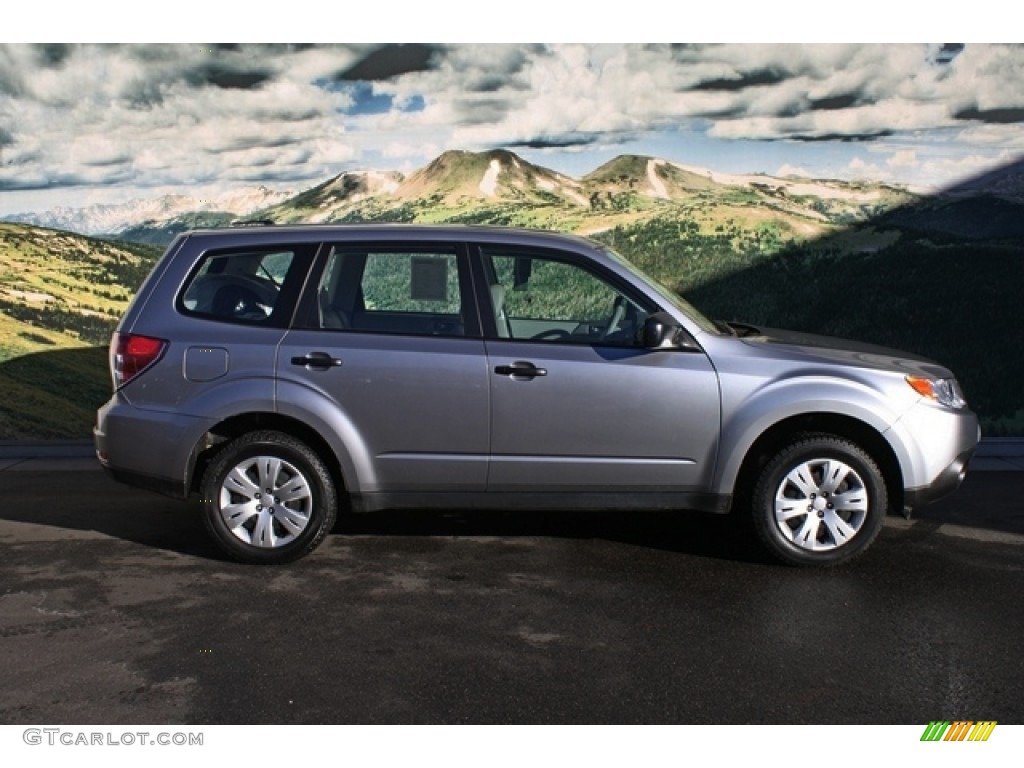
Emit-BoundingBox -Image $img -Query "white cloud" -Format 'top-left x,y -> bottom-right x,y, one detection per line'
917,150 -> 1017,188
1,43 -> 1022,205
846,157 -> 892,181
955,123 -> 1024,150
887,149 -> 918,169
382,141 -> 441,160
0,44 -> 364,192
776,163 -> 811,178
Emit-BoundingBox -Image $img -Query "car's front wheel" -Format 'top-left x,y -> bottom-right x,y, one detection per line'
751,434 -> 887,566
200,431 -> 337,564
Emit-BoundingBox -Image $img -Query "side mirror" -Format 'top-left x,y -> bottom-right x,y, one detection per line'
642,312 -> 701,351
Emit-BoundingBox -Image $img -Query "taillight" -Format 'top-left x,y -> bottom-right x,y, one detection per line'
112,333 -> 167,388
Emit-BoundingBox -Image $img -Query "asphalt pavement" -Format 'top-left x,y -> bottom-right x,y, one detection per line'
1,453 -> 1022,725
3,437 -> 1022,539
3,437 -> 1023,725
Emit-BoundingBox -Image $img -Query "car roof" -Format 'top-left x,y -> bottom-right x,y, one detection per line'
180,223 -> 604,252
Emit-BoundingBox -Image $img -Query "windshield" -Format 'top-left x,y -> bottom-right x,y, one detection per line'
599,245 -> 726,336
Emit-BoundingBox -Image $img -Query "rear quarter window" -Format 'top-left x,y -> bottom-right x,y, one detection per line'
178,245 -> 317,327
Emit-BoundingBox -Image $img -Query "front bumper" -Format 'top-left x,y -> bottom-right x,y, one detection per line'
903,444 -> 976,512
888,398 -> 979,515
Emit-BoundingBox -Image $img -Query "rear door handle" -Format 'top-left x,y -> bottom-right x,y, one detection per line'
494,361 -> 547,379
291,352 -> 343,371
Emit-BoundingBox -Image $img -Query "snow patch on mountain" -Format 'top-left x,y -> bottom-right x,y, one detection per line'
368,171 -> 401,196
565,190 -> 589,207
479,159 -> 501,197
647,159 -> 669,200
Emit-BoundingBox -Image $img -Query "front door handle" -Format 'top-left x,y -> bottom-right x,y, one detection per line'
291,352 -> 343,371
494,361 -> 547,379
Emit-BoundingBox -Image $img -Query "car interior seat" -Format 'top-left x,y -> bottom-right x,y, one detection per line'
490,283 -> 511,338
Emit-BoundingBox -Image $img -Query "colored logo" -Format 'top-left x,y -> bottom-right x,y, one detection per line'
921,721 -> 997,742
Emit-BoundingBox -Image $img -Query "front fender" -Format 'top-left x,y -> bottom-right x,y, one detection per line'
712,373 -> 913,495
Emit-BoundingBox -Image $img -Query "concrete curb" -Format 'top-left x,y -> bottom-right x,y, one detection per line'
972,438 -> 1024,470
883,516 -> 1024,545
0,440 -> 94,472
0,439 -> 93,456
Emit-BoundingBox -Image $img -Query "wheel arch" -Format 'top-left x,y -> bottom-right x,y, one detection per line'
187,412 -> 347,507
728,412 -> 905,516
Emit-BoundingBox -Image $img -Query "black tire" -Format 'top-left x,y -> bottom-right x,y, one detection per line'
750,434 -> 887,567
199,430 -> 337,564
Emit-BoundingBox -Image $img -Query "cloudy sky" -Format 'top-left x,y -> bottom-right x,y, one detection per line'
1,42 -> 1022,214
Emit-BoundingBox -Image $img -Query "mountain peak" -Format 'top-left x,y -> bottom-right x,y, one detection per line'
585,154 -> 656,180
584,154 -> 718,201
423,148 -> 526,174
398,148 -> 568,203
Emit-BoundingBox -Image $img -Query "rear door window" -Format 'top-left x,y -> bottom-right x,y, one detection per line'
315,246 -> 478,338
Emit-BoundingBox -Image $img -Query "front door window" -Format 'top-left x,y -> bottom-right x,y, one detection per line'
483,250 -> 649,346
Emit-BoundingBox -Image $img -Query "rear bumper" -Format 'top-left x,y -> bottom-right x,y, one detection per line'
100,463 -> 189,499
95,395 -> 211,498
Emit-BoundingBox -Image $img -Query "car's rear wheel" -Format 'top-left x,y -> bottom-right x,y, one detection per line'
751,434 -> 887,566
200,431 -> 336,564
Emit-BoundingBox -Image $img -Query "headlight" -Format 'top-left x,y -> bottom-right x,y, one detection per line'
906,376 -> 967,409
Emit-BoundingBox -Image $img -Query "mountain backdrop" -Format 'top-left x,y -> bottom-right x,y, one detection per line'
1,148 -> 1022,438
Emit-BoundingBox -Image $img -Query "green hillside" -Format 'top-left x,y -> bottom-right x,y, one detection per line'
0,224 -> 161,438
595,214 -> 1024,435
4,150 -> 1023,437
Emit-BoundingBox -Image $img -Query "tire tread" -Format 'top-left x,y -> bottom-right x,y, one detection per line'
750,433 -> 888,567
199,430 -> 337,564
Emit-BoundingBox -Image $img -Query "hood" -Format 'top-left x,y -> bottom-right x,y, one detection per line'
735,324 -> 954,380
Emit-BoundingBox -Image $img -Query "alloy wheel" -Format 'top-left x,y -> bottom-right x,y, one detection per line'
773,458 -> 869,552
218,455 -> 313,548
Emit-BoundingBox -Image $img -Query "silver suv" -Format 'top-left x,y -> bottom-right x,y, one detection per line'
95,225 -> 979,566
